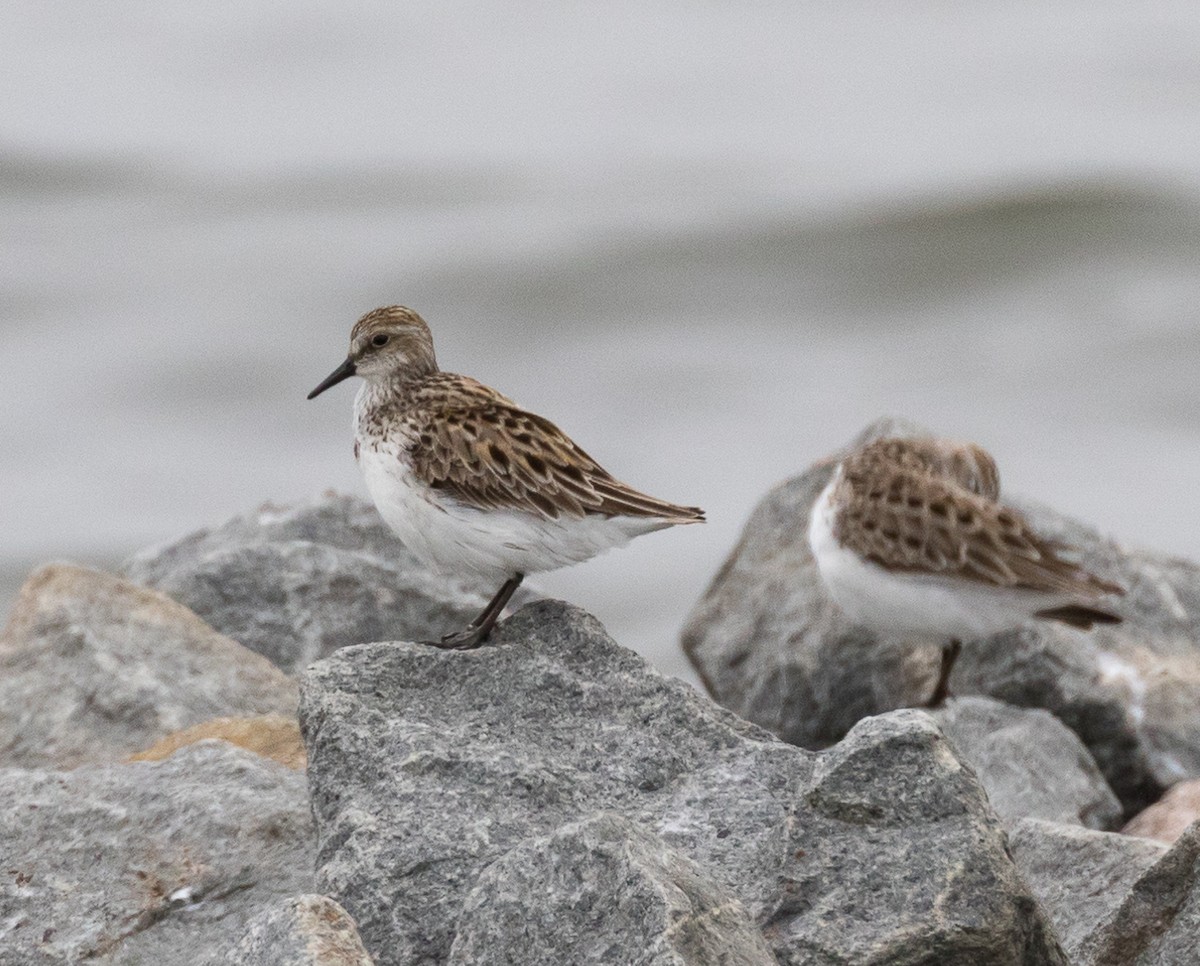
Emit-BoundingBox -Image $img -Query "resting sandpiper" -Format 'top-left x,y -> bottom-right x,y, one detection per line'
807,436 -> 1123,706
308,305 -> 705,649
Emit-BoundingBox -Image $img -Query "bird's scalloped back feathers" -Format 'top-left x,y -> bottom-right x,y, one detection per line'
405,374 -> 705,524
860,437 -> 1001,499
834,437 -> 1122,597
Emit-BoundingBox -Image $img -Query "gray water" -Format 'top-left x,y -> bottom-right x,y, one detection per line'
4,2 -> 1200,681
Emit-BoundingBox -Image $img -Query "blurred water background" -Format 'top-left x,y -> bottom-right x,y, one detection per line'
4,2 -> 1200,682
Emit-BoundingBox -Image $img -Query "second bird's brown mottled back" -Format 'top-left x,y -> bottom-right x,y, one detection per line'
833,438 -> 1121,597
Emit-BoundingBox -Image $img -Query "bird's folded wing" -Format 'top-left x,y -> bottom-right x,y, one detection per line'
836,467 -> 1118,596
410,386 -> 703,522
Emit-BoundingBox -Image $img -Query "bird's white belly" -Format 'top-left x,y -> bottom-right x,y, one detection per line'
356,439 -> 658,587
807,478 -> 1049,641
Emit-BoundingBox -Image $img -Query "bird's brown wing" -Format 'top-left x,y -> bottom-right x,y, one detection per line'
408,378 -> 704,523
834,458 -> 1119,596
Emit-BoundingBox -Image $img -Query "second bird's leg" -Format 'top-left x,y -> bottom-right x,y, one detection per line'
926,639 -> 962,708
433,573 -> 525,651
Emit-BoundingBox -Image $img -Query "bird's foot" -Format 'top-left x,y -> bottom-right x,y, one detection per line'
426,625 -> 490,651
926,686 -> 953,709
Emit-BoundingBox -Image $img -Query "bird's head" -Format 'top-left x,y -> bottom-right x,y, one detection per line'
307,305 -> 437,399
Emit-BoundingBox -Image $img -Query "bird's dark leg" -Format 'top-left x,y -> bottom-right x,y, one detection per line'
432,573 -> 525,651
926,639 -> 962,708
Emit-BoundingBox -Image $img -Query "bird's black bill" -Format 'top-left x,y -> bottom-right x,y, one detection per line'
307,357 -> 357,399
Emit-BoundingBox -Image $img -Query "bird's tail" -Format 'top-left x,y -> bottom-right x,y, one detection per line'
1033,604 -> 1123,630
591,478 -> 705,524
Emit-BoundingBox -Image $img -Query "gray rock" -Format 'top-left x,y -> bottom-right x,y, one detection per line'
683,417 -> 1200,814
1082,821 -> 1200,966
1009,819 -> 1169,961
1117,853 -> 1200,965
1010,818 -> 1200,965
301,600 -> 1066,966
447,813 -> 776,966
0,564 -> 297,769
122,492 -> 513,675
227,895 -> 374,966
0,742 -> 314,964
931,696 -> 1122,829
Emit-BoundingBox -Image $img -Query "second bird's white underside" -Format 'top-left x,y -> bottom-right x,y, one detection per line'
807,475 -> 1082,641
357,433 -> 671,587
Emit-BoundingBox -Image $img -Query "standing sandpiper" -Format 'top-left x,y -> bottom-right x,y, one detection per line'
807,436 -> 1124,706
308,306 -> 705,649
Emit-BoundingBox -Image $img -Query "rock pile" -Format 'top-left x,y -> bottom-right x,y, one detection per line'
0,481 -> 1198,963
301,601 -> 1064,965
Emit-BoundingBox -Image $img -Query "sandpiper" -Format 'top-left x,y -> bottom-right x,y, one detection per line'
807,436 -> 1123,706
308,305 -> 705,649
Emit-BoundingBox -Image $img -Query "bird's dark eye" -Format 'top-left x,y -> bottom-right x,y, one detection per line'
371,334 -> 390,348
